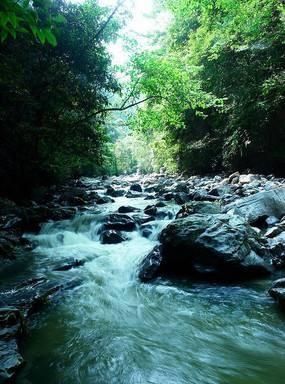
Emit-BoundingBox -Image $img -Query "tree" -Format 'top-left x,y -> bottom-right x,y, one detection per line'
130,0 -> 285,174
0,0 -> 63,45
0,0 -> 121,197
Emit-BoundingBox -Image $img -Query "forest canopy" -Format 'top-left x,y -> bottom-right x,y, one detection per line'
0,0 -> 121,197
0,0 -> 284,198
122,0 -> 285,175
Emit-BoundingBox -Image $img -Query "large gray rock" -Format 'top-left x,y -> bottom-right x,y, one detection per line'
140,214 -> 271,281
224,188 -> 285,224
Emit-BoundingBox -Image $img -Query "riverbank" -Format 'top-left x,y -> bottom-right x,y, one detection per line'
1,172 -> 285,383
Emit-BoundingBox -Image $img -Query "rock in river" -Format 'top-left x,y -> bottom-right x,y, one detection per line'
269,278 -> 285,310
118,206 -> 140,214
224,188 -> 285,224
140,214 -> 271,281
129,183 -> 143,193
103,214 -> 136,231
100,230 -> 127,244
139,245 -> 162,282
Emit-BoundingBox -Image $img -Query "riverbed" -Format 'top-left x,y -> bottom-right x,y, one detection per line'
2,177 -> 285,384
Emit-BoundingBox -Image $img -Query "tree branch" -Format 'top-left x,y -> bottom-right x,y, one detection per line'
74,95 -> 168,126
95,0 -> 125,40
120,77 -> 141,109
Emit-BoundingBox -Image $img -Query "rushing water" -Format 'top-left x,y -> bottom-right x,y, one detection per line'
6,189 -> 285,384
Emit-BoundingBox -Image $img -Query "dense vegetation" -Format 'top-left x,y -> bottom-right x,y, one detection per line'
125,0 -> 285,175
0,0 -> 284,197
0,0 -> 120,198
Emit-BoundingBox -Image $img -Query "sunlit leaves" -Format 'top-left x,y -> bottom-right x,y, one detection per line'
0,0 -> 64,45
129,0 -> 285,173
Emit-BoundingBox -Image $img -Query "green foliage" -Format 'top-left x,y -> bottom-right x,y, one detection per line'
130,0 -> 285,174
0,0 -> 63,45
113,130 -> 177,175
0,0 -> 121,197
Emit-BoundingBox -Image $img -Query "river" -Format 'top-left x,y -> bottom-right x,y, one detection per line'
7,182 -> 285,384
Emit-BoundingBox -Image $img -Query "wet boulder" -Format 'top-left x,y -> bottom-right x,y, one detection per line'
0,215 -> 22,230
129,183 -> 142,193
144,205 -> 157,217
155,201 -> 167,208
118,206 -> 140,214
157,214 -> 271,280
0,277 -> 81,318
176,201 -> 221,219
174,192 -> 190,205
174,182 -> 189,194
0,279 -> 61,317
224,188 -> 285,225
106,186 -> 125,197
59,187 -> 89,206
138,245 -> 163,282
103,214 -> 136,231
144,194 -> 156,200
20,206 -> 77,232
100,230 -> 127,244
95,195 -> 114,205
269,278 -> 285,310
162,192 -> 175,201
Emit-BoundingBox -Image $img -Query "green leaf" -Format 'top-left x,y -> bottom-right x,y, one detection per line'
45,29 -> 57,46
30,24 -> 37,37
0,12 -> 9,27
36,29 -> 46,44
8,12 -> 17,28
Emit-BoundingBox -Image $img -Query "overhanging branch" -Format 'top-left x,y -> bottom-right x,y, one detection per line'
74,95 -> 168,126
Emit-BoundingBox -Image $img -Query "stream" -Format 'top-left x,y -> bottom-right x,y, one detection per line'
3,180 -> 285,384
